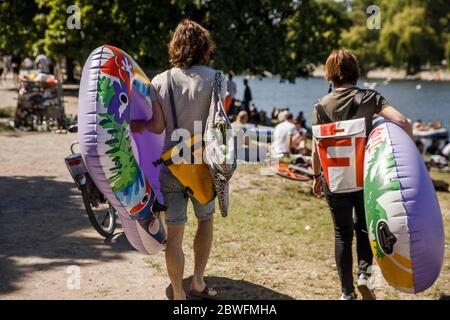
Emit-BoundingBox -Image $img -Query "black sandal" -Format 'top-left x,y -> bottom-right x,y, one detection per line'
189,285 -> 218,300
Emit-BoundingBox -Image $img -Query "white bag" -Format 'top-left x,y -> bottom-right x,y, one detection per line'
204,71 -> 237,217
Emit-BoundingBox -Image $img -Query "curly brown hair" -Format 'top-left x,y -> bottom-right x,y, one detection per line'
325,49 -> 360,87
168,20 -> 215,69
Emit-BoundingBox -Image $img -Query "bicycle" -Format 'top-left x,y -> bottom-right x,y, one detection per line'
65,125 -> 117,238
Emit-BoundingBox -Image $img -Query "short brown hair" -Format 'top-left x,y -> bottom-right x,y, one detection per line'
168,20 -> 215,68
325,49 -> 360,87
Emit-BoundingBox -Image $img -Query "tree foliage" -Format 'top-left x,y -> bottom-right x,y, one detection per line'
342,0 -> 450,73
0,0 -> 448,77
0,0 -> 349,80
380,6 -> 439,73
281,0 -> 351,80
0,1 -> 40,55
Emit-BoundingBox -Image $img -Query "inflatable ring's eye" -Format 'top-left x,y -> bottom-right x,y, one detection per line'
130,194 -> 149,215
119,92 -> 128,105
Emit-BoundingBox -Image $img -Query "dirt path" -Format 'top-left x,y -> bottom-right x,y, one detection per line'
0,132 -> 168,299
0,79 -> 19,110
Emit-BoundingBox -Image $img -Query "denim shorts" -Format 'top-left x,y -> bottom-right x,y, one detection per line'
159,168 -> 215,224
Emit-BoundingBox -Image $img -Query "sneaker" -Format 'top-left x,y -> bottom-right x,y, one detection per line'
357,274 -> 376,300
340,292 -> 357,300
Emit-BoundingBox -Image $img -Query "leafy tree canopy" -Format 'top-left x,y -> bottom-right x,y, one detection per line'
342,0 -> 449,73
0,0 -> 448,77
0,0 -> 349,80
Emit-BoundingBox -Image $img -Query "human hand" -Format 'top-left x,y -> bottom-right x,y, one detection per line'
130,120 -> 147,134
312,177 -> 324,198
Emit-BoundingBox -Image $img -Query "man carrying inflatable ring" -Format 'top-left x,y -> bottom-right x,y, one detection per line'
131,20 -> 223,300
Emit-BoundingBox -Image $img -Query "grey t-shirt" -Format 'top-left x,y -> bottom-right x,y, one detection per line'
311,87 -> 389,134
150,65 -> 226,152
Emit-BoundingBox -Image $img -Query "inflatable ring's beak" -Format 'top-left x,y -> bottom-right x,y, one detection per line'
377,221 -> 397,255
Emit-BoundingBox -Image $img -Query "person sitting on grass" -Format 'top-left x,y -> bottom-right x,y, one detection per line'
231,111 -> 250,149
292,119 -> 308,155
271,112 -> 297,160
426,139 -> 442,156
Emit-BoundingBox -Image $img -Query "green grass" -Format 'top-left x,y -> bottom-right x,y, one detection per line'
176,164 -> 450,299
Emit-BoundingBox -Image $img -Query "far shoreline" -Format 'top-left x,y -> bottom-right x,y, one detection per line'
312,66 -> 450,82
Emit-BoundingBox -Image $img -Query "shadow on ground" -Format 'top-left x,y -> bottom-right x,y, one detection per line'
0,175 -> 133,295
166,276 -> 293,300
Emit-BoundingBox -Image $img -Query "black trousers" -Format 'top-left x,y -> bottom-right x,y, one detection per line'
323,182 -> 373,295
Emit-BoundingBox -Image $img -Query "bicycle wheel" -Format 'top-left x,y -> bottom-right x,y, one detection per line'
81,182 -> 117,238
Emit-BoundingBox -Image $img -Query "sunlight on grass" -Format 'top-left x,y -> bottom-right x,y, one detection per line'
177,165 -> 449,299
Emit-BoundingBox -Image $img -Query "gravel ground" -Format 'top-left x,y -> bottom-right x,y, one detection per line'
0,131 -> 169,299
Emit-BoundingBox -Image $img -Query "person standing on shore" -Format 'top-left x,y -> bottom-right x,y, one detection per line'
227,74 -> 237,115
311,49 -> 412,300
242,78 -> 252,113
23,57 -> 33,72
35,53 -> 51,74
131,20 -> 223,300
11,53 -> 22,84
2,55 -> 11,82
296,111 -> 307,128
0,57 -> 4,85
227,74 -> 237,99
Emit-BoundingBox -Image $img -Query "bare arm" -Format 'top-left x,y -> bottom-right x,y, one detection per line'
311,137 -> 324,197
289,135 -> 296,150
379,106 -> 413,138
130,81 -> 165,135
311,137 -> 321,175
145,100 -> 165,134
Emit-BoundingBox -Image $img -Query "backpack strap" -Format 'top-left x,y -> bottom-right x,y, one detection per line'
152,71 -> 181,168
314,101 -> 332,124
347,89 -> 365,119
167,69 -> 179,130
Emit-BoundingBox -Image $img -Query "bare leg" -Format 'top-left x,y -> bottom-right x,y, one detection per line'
190,217 -> 214,292
165,224 -> 186,300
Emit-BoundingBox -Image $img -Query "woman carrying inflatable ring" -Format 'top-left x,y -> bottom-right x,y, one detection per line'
311,49 -> 414,300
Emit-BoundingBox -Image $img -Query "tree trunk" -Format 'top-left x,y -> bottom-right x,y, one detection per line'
407,56 -> 421,75
65,56 -> 75,83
